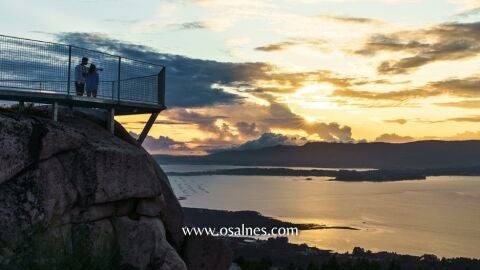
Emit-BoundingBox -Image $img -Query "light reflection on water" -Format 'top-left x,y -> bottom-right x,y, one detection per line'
163,164 -> 480,258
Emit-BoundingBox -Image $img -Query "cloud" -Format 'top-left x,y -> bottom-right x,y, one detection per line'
355,22 -> 480,74
56,32 -> 364,108
255,41 -> 298,52
354,34 -> 430,56
216,132 -> 308,152
435,99 -> 480,108
317,15 -> 383,25
28,31 -> 400,114
235,121 -> 261,137
129,132 -> 194,154
164,108 -> 230,135
252,70 -> 357,94
162,108 -> 253,150
332,88 -> 431,101
375,133 -> 416,143
455,7 -> 480,18
264,101 -> 353,141
374,130 -> 480,143
392,115 -> 480,124
50,32 -> 357,151
448,130 -> 480,140
384,119 -> 407,125
163,100 -> 354,152
255,38 -> 328,52
103,18 -> 141,25
451,0 -> 480,16
444,115 -> 480,122
56,32 -> 271,107
174,21 -> 209,30
414,129 -> 480,141
332,75 -> 480,103
304,122 -> 353,141
428,76 -> 480,97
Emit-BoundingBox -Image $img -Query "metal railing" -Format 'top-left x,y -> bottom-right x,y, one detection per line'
0,35 -> 165,106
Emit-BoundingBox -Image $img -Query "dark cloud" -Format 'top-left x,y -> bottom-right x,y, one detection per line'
165,108 -> 228,133
56,33 -> 358,107
49,32 -> 390,110
428,76 -> 480,97
355,22 -> 480,74
355,34 -> 429,56
56,32 -> 272,107
377,56 -> 431,74
235,121 -> 261,137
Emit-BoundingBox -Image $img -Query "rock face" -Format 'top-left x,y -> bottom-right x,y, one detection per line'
182,236 -> 233,270
0,109 -> 231,270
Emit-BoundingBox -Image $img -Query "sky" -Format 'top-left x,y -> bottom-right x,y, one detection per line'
1,0 -> 480,154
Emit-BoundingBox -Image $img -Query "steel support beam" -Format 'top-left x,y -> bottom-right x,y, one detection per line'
18,101 -> 24,112
52,102 -> 58,121
108,107 -> 115,134
137,112 -> 159,144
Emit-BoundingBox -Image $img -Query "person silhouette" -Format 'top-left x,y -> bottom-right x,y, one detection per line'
74,57 -> 88,96
85,64 -> 99,98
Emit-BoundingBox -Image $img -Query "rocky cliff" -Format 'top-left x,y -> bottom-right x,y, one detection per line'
0,107 -> 231,270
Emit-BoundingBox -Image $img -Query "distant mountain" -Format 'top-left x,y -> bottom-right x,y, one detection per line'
155,140 -> 480,170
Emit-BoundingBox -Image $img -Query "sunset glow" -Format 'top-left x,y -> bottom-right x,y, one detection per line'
3,0 -> 480,154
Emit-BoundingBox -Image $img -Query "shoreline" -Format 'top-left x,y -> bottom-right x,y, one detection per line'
183,207 -> 480,269
168,166 -> 480,182
183,207 -> 360,231
169,167 -> 427,181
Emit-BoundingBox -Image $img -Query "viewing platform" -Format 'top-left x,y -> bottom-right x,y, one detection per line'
0,35 -> 166,143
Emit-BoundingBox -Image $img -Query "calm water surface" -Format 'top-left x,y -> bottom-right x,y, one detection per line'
163,164 -> 480,258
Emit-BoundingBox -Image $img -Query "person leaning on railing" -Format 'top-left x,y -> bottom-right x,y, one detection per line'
74,57 -> 88,96
85,64 -> 99,98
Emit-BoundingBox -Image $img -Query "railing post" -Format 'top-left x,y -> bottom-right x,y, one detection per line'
52,102 -> 58,122
67,45 -> 72,95
117,57 -> 121,102
158,67 -> 165,106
